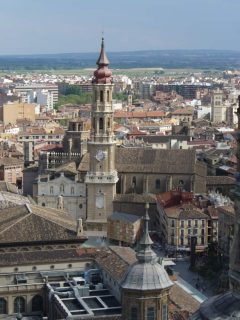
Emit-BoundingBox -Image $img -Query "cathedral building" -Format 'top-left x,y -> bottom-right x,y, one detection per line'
29,39 -> 207,231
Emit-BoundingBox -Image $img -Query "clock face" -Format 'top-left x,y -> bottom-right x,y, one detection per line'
96,193 -> 104,209
96,150 -> 105,162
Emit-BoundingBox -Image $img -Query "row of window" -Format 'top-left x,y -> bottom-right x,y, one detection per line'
171,219 -> 206,227
171,236 -> 205,246
49,185 -> 75,195
132,177 -> 185,189
0,295 -> 43,314
19,135 -> 61,140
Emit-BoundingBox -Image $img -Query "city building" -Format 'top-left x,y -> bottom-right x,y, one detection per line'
0,157 -> 24,186
156,194 -> 209,251
107,211 -> 142,246
14,84 -> 58,110
211,89 -> 227,123
0,102 -> 37,125
33,164 -> 86,221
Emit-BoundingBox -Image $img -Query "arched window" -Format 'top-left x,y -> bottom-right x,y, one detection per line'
50,186 -> 53,194
99,117 -> 103,130
155,179 -> 161,189
132,176 -> 136,186
107,90 -> 110,102
60,184 -> 65,193
14,296 -> 25,313
71,187 -> 74,195
32,295 -> 43,312
100,90 -> 104,102
179,180 -> 184,186
131,307 -> 138,320
0,298 -> 7,314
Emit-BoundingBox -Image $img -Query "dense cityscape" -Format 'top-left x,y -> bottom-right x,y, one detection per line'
0,1 -> 240,320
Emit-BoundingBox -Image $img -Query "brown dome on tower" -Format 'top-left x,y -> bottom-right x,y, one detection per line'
92,38 -> 112,84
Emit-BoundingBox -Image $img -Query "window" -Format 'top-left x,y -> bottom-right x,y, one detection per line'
42,203 -> 45,207
202,220 -> 205,227
131,307 -> 138,320
0,298 -> 7,314
201,237 -> 205,245
195,220 -> 198,227
181,230 -> 184,237
171,219 -> 175,227
60,184 -> 65,193
132,176 -> 136,187
147,307 -> 155,320
14,296 -> 25,313
79,204 -> 83,209
107,90 -> 110,102
100,90 -> 104,102
155,179 -> 161,189
188,220 -> 191,227
107,118 -> 111,128
32,295 -> 43,312
99,117 -> 103,130
179,179 -> 184,185
162,304 -> 168,320
188,229 -> 191,235
181,220 -> 184,228
71,187 -> 74,195
50,186 -> 53,194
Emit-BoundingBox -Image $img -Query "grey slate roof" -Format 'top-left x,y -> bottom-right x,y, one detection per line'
121,261 -> 173,291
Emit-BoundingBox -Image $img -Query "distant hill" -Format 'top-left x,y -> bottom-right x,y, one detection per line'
0,50 -> 240,70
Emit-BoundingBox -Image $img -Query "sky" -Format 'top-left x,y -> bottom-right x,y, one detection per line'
0,0 -> 239,54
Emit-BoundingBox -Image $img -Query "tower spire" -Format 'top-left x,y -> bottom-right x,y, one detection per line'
136,203 -> 157,263
93,37 -> 112,84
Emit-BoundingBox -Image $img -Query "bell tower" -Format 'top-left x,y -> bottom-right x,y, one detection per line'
85,38 -> 118,232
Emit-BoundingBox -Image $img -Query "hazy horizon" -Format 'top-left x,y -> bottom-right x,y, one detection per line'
0,0 -> 239,55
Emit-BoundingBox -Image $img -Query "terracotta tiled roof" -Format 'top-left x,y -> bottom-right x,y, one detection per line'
169,284 -> 200,315
206,175 -> 235,185
0,247 -> 94,267
115,148 -> 196,174
95,246 -> 137,283
0,157 -> 24,166
79,148 -> 198,174
114,111 -> 165,118
171,107 -> 194,115
0,204 -> 85,243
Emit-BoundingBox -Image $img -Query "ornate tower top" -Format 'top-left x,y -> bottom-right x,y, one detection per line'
93,38 -> 112,84
136,203 -> 157,263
